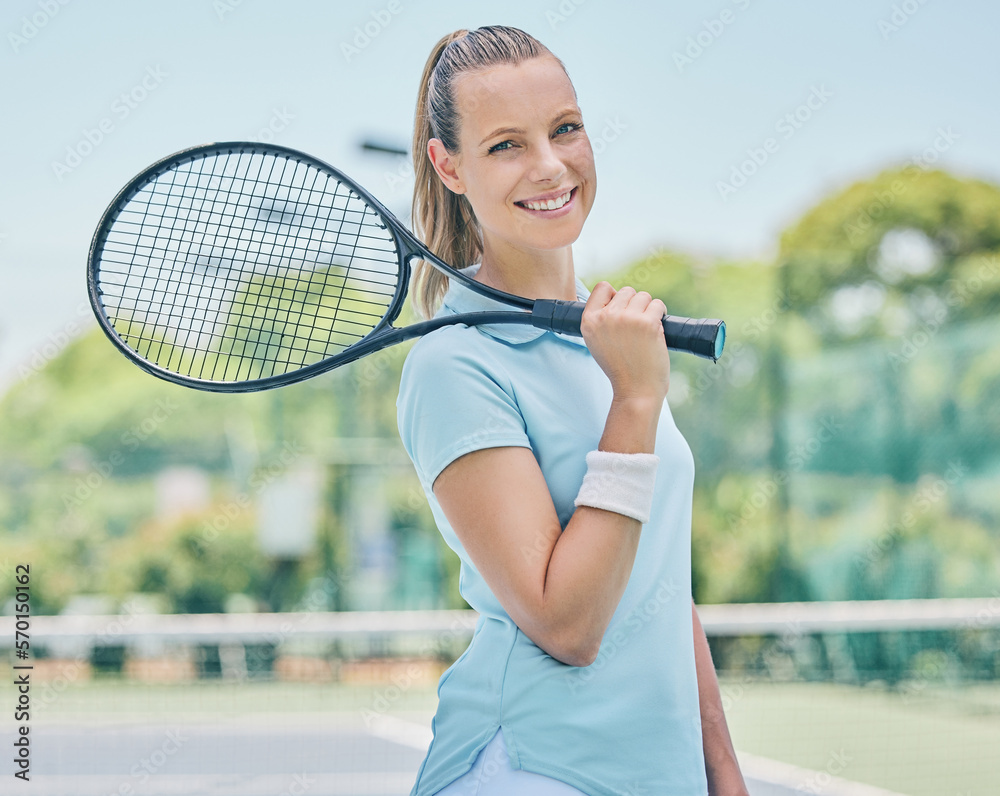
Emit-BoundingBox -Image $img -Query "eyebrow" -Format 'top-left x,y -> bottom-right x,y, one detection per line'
479,126 -> 523,147
478,108 -> 581,147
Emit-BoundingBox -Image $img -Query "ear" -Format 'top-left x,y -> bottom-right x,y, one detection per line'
427,138 -> 466,195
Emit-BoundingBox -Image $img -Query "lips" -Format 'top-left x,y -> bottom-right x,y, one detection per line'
515,187 -> 576,212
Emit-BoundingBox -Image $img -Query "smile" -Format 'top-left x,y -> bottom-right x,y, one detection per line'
516,187 -> 576,212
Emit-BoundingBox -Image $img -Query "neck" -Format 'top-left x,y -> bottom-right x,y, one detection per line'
474,238 -> 577,301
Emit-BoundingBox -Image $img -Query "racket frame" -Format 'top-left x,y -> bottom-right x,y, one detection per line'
88,142 -> 723,393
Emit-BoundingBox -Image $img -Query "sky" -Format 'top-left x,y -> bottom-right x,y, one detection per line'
1,0 -> 998,386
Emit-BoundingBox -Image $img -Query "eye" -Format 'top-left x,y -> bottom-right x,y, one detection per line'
488,140 -> 516,154
555,122 -> 583,136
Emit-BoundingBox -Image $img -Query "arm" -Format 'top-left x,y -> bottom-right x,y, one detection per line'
434,398 -> 658,666
692,601 -> 750,796
432,283 -> 670,667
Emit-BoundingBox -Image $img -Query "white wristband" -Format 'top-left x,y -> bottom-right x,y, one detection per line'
573,450 -> 660,524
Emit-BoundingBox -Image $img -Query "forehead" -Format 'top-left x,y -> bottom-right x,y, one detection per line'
453,56 -> 579,134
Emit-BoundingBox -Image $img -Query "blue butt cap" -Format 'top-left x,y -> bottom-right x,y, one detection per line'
715,322 -> 726,361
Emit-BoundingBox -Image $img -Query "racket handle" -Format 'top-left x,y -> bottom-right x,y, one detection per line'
531,299 -> 726,362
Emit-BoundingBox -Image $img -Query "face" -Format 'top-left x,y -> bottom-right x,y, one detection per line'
432,55 -> 597,257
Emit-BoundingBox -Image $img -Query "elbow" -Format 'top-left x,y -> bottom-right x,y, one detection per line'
542,627 -> 602,668
517,593 -> 606,667
557,644 -> 600,668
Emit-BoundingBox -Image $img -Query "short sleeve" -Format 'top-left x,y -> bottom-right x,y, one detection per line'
396,327 -> 532,489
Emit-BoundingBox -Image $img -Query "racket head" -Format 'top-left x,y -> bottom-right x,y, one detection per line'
87,142 -> 412,392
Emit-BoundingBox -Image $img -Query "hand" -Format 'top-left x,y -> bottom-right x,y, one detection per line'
581,281 -> 670,402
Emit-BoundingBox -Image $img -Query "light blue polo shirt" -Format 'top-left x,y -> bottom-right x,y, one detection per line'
396,266 -> 708,796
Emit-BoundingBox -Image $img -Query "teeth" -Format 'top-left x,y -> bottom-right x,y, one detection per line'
523,190 -> 572,211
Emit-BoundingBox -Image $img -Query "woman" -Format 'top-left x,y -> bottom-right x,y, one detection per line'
396,25 -> 748,796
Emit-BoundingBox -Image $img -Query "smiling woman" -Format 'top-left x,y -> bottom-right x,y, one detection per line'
396,25 -> 748,796
409,28 -> 594,319
424,54 -> 595,295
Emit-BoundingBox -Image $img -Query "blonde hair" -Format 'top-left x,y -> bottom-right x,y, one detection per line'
410,26 -> 564,318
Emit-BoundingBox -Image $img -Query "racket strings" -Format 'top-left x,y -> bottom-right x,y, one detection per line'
95,148 -> 400,382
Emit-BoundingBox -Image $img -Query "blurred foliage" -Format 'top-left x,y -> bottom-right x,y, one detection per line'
1,164 -> 999,687
592,166 -> 1000,616
103,511 -> 268,614
779,168 -> 1000,345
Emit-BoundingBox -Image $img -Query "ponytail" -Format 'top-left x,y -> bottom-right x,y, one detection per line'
410,26 -> 559,319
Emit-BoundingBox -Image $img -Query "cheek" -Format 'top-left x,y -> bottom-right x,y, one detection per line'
563,140 -> 596,184
570,146 -> 596,200
468,166 -> 520,212
577,141 -> 597,178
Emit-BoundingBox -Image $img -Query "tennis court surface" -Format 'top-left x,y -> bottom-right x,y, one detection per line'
4,601 -> 997,794
6,677 -> 996,795
7,713 -> 908,796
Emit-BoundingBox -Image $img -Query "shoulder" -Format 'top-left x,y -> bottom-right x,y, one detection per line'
399,324 -> 514,398
396,325 -> 532,487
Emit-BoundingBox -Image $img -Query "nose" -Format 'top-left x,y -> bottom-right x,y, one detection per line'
528,139 -> 566,184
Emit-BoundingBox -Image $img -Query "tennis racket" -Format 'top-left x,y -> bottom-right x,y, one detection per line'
87,142 -> 725,393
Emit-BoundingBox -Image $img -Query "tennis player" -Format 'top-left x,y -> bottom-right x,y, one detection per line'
396,25 -> 749,796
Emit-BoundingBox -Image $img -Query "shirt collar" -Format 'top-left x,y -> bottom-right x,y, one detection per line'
438,264 -> 591,347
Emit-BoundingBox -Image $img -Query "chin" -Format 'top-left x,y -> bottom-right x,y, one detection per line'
516,217 -> 588,251
534,232 -> 583,252
533,223 -> 587,252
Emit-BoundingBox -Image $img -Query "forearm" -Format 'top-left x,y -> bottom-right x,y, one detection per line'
692,602 -> 749,796
539,396 -> 660,665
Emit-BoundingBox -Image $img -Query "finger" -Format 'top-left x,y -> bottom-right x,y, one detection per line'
644,298 -> 667,318
606,284 -> 637,310
628,290 -> 653,314
586,281 -> 617,310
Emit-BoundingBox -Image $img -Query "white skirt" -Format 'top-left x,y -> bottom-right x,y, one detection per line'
432,728 -> 589,796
